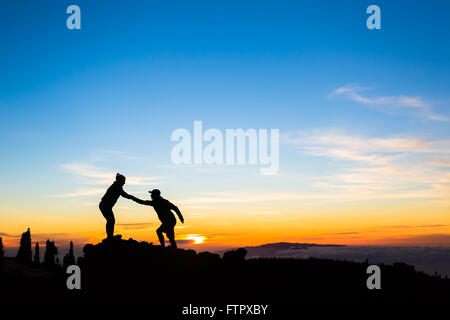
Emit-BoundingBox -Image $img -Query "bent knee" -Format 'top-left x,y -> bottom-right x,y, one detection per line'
166,232 -> 175,239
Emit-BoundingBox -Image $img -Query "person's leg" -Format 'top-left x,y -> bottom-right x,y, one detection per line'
100,203 -> 115,239
156,225 -> 165,247
166,228 -> 177,249
106,214 -> 115,239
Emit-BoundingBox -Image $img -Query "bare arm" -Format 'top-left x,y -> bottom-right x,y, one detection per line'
169,202 -> 184,223
129,195 -> 153,206
120,189 -> 133,199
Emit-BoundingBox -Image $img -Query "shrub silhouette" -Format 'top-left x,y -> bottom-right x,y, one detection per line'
16,228 -> 32,265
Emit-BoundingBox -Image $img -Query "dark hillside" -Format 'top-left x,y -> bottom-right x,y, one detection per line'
1,238 -> 449,300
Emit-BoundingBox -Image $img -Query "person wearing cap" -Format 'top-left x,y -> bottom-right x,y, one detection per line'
99,173 -> 133,239
130,189 -> 184,248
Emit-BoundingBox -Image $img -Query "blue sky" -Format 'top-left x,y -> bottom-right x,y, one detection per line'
1,1 -> 450,246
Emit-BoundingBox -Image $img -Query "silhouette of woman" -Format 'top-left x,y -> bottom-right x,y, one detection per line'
99,173 -> 133,239
130,189 -> 184,248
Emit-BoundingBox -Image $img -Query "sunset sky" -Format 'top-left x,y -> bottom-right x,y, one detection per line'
1,1 -> 450,251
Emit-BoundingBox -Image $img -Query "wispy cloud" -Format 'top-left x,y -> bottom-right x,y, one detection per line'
62,162 -> 161,186
51,162 -> 163,197
424,156 -> 450,167
283,129 -> 450,165
328,85 -> 448,121
0,232 -> 20,239
47,188 -> 105,198
279,128 -> 450,202
247,210 -> 280,215
1,231 -> 98,247
178,184 -> 450,204
372,224 -> 446,230
116,222 -> 155,230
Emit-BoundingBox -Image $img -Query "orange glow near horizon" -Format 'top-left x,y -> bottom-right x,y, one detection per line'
1,197 -> 450,251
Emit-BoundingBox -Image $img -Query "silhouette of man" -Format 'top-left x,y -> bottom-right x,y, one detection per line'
99,173 -> 133,239
130,189 -> 184,248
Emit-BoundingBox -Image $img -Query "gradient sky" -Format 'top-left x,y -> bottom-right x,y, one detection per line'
1,0 -> 450,251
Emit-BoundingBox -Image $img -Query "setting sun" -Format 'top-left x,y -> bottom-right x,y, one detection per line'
184,235 -> 205,244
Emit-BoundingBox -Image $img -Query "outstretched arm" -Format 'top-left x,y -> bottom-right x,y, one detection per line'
129,195 -> 152,206
120,189 -> 133,200
170,202 -> 184,223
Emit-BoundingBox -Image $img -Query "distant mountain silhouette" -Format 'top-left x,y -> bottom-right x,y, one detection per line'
217,242 -> 344,258
247,242 -> 345,250
2,237 -> 449,300
231,242 -> 450,277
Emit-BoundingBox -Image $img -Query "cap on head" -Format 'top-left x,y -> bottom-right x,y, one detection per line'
149,189 -> 161,197
116,173 -> 126,184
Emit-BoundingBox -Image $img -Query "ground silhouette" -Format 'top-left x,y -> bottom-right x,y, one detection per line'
78,238 -> 450,300
2,237 -> 450,300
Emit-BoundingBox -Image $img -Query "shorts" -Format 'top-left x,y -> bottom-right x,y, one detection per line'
99,201 -> 114,221
159,219 -> 176,233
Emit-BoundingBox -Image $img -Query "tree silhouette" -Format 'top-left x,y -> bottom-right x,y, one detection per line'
223,248 -> 247,263
34,242 -> 40,265
0,237 -> 4,263
44,239 -> 58,269
16,228 -> 32,265
63,241 -> 76,269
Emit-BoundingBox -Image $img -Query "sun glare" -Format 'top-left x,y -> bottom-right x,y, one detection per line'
185,235 -> 205,244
